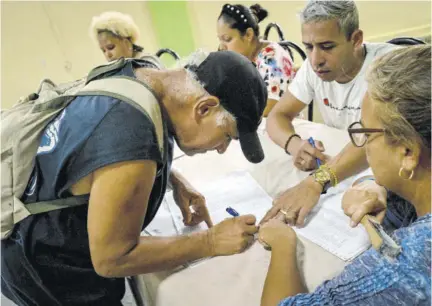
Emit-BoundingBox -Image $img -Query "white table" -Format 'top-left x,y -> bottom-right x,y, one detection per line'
135,119 -> 352,306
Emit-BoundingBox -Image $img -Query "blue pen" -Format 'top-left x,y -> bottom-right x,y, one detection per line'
226,206 -> 239,217
308,137 -> 322,167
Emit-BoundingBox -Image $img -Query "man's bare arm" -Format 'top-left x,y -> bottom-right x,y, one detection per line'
327,142 -> 369,183
266,91 -> 327,170
87,160 -> 211,277
266,91 -> 306,149
261,246 -> 306,306
261,141 -> 369,226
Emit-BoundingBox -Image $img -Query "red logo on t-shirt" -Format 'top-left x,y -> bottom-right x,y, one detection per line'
324,98 -> 329,106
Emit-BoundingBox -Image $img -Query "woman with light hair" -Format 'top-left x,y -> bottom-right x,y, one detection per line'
259,45 -> 431,305
90,11 -> 144,62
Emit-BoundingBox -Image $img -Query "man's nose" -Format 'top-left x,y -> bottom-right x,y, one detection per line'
310,48 -> 325,68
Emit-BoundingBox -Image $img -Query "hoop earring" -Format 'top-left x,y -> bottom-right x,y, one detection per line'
399,167 -> 414,180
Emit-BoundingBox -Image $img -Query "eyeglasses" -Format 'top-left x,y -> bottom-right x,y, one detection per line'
348,121 -> 385,147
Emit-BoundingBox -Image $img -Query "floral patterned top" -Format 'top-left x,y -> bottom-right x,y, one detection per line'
255,42 -> 295,101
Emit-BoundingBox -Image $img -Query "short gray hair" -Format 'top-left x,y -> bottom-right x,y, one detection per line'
366,45 -> 431,149
215,108 -> 236,128
177,50 -> 238,127
299,0 -> 359,39
167,49 -> 209,101
178,49 -> 209,89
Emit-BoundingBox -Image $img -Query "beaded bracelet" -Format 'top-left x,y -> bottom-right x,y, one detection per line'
284,134 -> 301,154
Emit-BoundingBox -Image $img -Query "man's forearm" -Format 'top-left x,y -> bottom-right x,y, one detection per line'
327,142 -> 369,183
261,246 -> 306,306
168,168 -> 186,191
103,231 -> 211,277
169,168 -> 190,188
267,110 -> 297,149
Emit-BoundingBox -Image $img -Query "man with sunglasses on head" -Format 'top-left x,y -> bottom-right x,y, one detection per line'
261,1 -> 416,230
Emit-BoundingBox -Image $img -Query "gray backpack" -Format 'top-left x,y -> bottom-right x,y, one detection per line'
1,57 -> 165,239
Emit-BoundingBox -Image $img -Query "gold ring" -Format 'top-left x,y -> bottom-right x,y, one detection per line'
280,209 -> 288,216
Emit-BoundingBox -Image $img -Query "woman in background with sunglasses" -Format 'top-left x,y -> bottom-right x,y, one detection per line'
259,45 -> 431,306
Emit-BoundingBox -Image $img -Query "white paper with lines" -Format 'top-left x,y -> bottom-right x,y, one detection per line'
295,191 -> 370,261
165,171 -> 273,235
146,171 -> 371,261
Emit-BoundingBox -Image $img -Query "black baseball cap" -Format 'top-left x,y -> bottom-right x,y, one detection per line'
186,51 -> 267,163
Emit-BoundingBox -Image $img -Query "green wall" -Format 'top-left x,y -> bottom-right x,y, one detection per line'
147,1 -> 196,67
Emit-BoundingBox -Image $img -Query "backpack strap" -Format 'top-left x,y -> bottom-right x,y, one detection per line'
75,76 -> 164,156
86,58 -> 129,83
23,77 -> 164,217
86,57 -> 163,84
25,195 -> 90,214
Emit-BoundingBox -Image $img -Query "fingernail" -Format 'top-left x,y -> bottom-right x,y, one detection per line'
350,221 -> 356,227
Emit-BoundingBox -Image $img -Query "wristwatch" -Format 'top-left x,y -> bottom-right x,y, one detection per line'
311,167 -> 333,194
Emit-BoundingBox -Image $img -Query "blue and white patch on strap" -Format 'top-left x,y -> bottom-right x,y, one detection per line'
37,109 -> 66,155
24,171 -> 38,196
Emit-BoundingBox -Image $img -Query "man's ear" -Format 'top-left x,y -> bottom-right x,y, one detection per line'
350,29 -> 363,49
193,96 -> 220,122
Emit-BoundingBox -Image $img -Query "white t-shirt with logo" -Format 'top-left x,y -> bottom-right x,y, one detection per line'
289,43 -> 396,129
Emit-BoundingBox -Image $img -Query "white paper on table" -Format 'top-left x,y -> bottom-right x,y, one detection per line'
165,171 -> 273,235
296,192 -> 371,261
146,170 -> 373,262
295,169 -> 373,261
144,199 -> 179,237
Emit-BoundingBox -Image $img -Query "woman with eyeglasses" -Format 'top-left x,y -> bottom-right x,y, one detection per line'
258,45 -> 431,306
